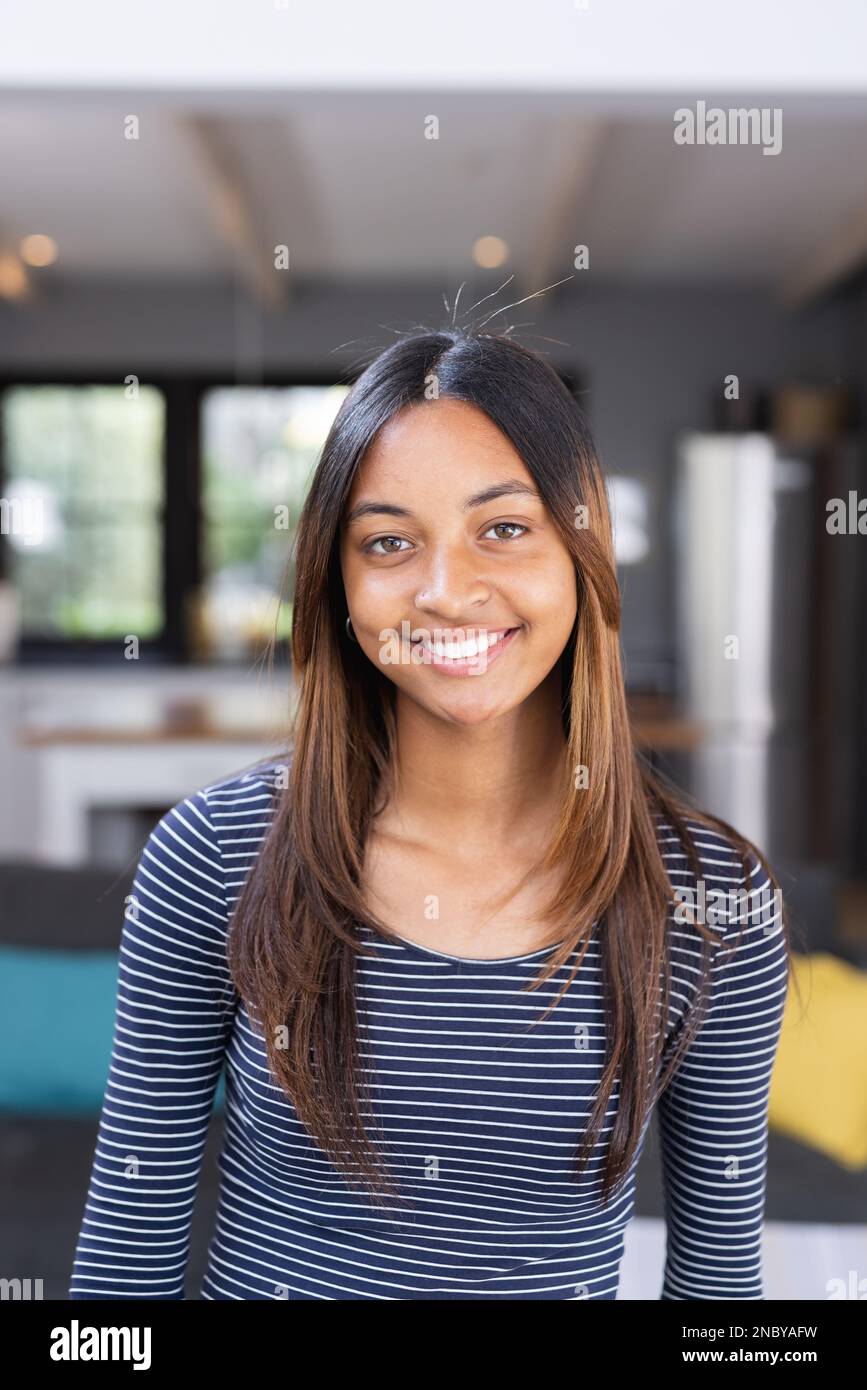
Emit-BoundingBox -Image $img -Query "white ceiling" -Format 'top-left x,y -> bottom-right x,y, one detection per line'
3,92 -> 867,299
2,0 -> 867,92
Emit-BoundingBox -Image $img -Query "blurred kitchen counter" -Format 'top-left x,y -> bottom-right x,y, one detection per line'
15,687 -> 699,750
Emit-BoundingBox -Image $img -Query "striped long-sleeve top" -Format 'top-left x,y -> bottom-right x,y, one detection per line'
69,758 -> 789,1300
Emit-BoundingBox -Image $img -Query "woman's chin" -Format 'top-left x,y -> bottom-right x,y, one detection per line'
424,686 -> 523,727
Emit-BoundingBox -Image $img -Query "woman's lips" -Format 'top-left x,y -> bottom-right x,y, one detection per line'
411,626 -> 521,677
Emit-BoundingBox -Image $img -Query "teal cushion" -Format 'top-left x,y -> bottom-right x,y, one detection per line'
0,945 -> 226,1115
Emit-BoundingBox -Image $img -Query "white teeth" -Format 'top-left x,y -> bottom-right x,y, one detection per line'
420,629 -> 508,659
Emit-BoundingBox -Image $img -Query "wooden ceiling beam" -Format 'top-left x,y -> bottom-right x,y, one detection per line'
177,114 -> 289,310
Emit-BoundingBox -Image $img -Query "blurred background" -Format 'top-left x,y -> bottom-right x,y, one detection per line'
1,0 -> 865,1300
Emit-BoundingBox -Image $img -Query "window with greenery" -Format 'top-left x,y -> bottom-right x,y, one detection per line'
199,385 -> 349,660
2,384 -> 165,640
0,378 -> 351,661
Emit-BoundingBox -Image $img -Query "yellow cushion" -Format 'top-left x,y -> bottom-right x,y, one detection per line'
769,951 -> 867,1169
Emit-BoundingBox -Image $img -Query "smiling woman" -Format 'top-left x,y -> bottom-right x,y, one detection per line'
69,324 -> 796,1301
340,399 -> 577,696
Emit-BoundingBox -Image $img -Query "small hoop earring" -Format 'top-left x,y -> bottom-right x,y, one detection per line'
345,615 -> 359,644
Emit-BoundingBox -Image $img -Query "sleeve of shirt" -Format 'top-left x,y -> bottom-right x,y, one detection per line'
656,846 -> 790,1300
68,789 -> 236,1299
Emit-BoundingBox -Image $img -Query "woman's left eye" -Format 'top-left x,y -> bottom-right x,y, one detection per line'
484,522 -> 528,541
365,536 -> 411,555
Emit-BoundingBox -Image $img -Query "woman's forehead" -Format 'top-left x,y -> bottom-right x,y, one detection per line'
350,401 -> 529,492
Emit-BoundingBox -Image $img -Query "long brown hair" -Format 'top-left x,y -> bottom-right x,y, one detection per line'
227,325 -> 802,1209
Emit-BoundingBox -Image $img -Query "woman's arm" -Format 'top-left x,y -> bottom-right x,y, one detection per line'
69,789 -> 236,1299
656,848 -> 790,1300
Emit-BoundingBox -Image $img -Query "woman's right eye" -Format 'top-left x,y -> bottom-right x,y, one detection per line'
364,536 -> 411,556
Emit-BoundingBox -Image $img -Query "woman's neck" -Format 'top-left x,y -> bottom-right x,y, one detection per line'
379,670 -> 569,854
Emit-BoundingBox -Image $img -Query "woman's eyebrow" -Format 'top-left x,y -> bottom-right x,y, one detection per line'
464,480 -> 541,511
344,500 -> 413,525
344,480 -> 541,527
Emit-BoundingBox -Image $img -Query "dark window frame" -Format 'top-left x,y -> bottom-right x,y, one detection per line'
0,369 -> 343,665
0,363 -> 582,665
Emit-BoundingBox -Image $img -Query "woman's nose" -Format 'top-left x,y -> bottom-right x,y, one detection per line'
413,545 -> 490,617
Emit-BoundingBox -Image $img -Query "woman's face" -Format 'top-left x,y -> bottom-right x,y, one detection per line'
338,397 -> 578,727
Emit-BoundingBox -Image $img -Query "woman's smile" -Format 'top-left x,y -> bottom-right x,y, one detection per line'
410,624 -> 522,676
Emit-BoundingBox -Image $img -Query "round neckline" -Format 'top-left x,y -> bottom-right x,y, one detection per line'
360,924 -> 569,965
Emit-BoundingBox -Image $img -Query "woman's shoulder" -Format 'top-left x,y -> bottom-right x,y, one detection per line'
119,762 -> 295,1000
193,751 -> 293,864
650,808 -> 789,1053
135,753 -> 293,912
653,808 -> 758,890
197,751 -> 293,812
650,807 -> 782,957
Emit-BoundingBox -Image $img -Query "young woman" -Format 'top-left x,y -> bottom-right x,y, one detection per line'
70,325 -> 795,1301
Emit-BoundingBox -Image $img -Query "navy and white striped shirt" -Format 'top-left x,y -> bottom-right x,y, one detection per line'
69,758 -> 789,1300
